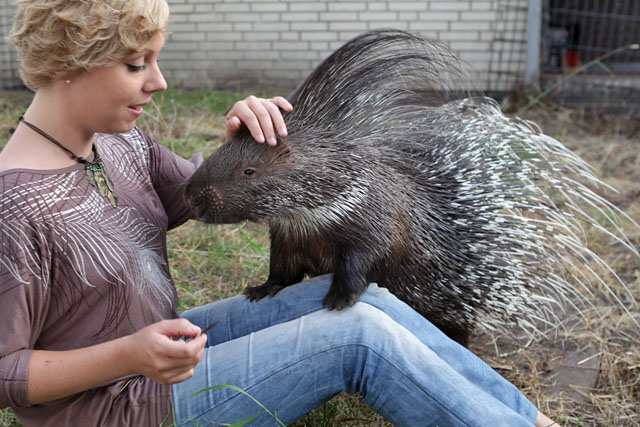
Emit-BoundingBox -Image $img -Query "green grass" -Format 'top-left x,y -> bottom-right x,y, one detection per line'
0,409 -> 20,427
0,87 -> 387,426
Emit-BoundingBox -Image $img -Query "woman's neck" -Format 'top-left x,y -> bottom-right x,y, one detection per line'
25,88 -> 95,155
0,86 -> 95,172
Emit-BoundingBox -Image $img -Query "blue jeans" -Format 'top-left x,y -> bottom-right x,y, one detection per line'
172,275 -> 538,426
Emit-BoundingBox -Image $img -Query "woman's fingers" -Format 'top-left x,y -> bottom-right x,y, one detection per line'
225,95 -> 293,145
127,319 -> 207,384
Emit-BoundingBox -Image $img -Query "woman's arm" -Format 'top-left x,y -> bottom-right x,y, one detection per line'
27,318 -> 206,405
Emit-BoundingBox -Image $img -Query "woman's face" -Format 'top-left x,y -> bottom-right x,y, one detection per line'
67,33 -> 167,135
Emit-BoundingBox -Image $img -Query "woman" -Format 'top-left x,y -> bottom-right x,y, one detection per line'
0,0 -> 557,426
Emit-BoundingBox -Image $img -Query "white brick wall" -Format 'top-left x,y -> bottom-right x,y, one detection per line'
163,0 -> 528,91
0,0 -> 529,91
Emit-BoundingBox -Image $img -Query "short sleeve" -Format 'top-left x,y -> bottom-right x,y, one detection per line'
0,222 -> 50,408
137,129 -> 203,230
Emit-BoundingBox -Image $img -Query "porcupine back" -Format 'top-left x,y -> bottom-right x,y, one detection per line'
186,29 -> 639,342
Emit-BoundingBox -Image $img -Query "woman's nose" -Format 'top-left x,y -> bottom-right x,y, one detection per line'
145,63 -> 167,93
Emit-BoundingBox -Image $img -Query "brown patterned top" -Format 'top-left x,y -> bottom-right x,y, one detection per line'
0,127 -> 202,426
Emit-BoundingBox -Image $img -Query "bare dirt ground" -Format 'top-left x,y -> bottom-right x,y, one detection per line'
469,105 -> 640,426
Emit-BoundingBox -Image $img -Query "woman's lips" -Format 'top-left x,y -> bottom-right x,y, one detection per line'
128,104 -> 145,118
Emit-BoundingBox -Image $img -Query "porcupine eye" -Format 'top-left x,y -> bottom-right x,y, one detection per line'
244,168 -> 255,176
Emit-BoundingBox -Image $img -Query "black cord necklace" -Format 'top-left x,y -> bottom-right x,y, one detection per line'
19,114 -> 118,207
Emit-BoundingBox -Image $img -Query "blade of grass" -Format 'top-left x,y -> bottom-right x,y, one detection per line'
190,384 -> 286,427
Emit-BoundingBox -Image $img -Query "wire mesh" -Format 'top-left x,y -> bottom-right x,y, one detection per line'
487,0 -> 529,92
543,0 -> 640,74
0,0 -> 20,90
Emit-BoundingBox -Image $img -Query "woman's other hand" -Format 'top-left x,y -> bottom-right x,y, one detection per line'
226,95 -> 293,146
27,318 -> 207,404
126,318 -> 207,385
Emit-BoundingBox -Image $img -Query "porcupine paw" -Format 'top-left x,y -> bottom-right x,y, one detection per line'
322,290 -> 359,311
244,281 -> 286,301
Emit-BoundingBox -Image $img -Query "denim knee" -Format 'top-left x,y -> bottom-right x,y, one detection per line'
328,302 -> 418,391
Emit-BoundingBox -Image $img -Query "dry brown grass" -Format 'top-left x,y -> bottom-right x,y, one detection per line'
468,104 -> 640,426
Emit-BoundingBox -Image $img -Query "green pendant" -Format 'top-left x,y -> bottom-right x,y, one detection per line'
86,160 -> 118,208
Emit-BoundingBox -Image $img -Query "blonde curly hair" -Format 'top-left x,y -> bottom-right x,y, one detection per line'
9,0 -> 169,90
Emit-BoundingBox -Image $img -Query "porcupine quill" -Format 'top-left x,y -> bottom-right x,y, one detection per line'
185,29 -> 639,345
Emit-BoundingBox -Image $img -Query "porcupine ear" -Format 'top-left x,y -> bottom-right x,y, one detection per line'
273,138 -> 294,167
247,132 -> 293,170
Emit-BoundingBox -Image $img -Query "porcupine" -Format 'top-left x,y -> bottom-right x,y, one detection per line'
184,29 -> 639,345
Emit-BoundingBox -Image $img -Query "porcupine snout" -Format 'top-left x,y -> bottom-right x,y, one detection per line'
184,180 -> 225,224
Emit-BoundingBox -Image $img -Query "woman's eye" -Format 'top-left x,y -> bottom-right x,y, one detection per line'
126,63 -> 146,72
244,169 -> 255,176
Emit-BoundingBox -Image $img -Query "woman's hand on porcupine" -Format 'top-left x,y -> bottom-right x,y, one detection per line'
225,95 -> 293,145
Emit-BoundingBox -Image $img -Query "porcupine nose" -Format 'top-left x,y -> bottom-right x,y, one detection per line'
185,180 -> 207,218
187,183 -> 224,223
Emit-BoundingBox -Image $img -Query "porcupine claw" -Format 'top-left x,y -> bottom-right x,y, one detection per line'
244,280 -> 287,301
322,289 -> 359,311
